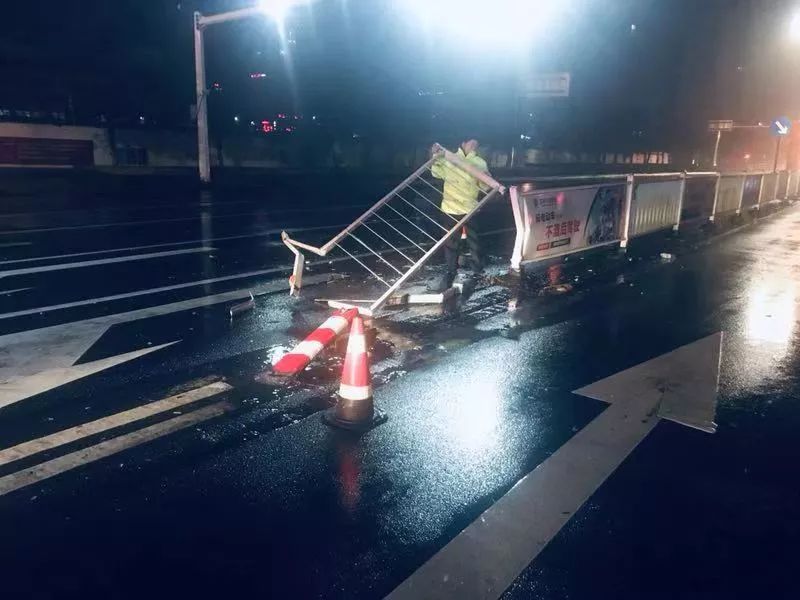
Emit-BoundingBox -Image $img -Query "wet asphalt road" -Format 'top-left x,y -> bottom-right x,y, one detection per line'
0,172 -> 799,599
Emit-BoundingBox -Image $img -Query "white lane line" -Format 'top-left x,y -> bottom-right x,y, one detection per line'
0,247 -> 214,278
0,203 -> 372,235
0,223 -> 341,267
0,380 -> 232,467
0,199 -> 259,220
0,242 -> 33,248
0,266 -> 293,320
0,237 -> 243,266
0,401 -> 232,497
0,236 -> 424,320
1,287 -> 32,295
0,200 -> 370,221
388,335 -> 722,600
0,211 -> 270,235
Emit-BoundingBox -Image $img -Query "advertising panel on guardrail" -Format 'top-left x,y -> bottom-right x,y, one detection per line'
715,175 -> 745,214
741,175 -> 762,210
629,179 -> 682,238
758,173 -> 778,205
515,184 -> 625,262
682,176 -> 716,224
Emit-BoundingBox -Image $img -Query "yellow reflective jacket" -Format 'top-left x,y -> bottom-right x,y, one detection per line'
431,148 -> 490,215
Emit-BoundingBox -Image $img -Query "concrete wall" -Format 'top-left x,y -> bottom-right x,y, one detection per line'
0,122 -> 113,166
114,128 -> 197,167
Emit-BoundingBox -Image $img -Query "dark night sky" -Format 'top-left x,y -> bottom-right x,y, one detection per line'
1,0 -> 799,151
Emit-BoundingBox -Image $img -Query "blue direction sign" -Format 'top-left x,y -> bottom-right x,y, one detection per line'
771,116 -> 792,137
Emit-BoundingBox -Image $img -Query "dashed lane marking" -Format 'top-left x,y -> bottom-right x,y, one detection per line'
1,288 -> 32,296
0,247 -> 214,278
0,381 -> 232,467
0,401 -> 233,497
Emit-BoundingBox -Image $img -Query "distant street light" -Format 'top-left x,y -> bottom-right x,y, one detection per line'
193,0 -> 311,183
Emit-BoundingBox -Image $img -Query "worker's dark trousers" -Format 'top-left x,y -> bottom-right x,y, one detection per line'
439,211 -> 483,278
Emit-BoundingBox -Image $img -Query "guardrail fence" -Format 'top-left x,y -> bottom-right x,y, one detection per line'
510,169 -> 799,270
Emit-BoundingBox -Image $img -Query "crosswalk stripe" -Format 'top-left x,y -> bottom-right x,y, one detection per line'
0,401 -> 233,497
0,381 -> 232,467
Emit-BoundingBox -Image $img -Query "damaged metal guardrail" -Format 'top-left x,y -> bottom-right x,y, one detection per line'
281,143 -> 506,316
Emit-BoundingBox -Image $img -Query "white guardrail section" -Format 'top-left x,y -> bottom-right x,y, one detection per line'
509,170 -> 799,270
281,143 -> 506,315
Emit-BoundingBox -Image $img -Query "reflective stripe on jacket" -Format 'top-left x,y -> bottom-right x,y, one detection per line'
431,149 -> 490,215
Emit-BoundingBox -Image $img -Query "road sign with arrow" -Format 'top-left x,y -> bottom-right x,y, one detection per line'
771,117 -> 791,137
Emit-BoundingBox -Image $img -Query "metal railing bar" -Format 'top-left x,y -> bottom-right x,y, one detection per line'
405,181 -> 460,222
369,187 -> 502,312
317,153 -> 442,255
383,203 -> 439,242
372,212 -> 427,253
334,243 -> 392,288
347,232 -> 405,275
361,222 -> 416,265
394,192 -> 449,232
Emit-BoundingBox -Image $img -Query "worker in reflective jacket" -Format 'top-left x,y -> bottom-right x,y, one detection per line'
430,139 -> 490,292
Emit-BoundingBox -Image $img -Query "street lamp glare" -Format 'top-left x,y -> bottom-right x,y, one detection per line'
790,11 -> 800,41
259,0 -> 309,24
396,0 -> 573,48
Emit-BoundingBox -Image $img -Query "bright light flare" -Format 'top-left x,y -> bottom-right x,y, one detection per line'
791,11 -> 800,41
259,0 -> 310,25
395,0 -> 572,49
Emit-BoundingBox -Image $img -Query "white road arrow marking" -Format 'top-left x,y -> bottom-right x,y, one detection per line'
0,341 -> 179,411
776,120 -> 789,135
388,333 -> 723,600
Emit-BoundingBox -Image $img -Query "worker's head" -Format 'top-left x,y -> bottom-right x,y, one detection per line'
461,139 -> 479,155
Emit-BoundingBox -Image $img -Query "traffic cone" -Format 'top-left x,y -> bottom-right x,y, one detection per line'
323,316 -> 387,432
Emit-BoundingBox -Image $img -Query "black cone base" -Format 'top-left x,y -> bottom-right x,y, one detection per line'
323,408 -> 387,432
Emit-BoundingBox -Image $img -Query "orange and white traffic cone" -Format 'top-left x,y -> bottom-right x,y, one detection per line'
323,315 -> 387,431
